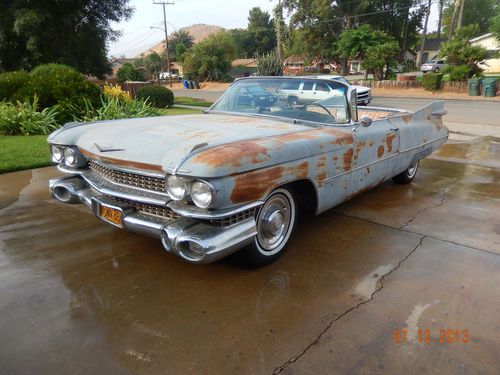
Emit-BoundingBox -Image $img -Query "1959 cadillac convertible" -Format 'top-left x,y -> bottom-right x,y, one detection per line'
48,77 -> 448,266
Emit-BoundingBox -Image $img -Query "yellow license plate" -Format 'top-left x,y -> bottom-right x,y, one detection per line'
100,205 -> 123,227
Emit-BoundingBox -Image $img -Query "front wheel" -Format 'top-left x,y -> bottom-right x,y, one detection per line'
392,160 -> 419,184
242,188 -> 298,266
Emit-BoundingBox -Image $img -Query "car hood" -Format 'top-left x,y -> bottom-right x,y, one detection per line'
51,113 -> 322,176
351,85 -> 370,94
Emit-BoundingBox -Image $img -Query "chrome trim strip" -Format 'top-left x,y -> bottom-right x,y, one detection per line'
168,200 -> 263,219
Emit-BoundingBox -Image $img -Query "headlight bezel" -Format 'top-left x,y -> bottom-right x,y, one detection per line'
50,144 -> 87,168
63,147 -> 77,166
51,145 -> 63,163
166,175 -> 217,209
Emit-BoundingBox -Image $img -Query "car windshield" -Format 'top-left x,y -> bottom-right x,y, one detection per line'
427,60 -> 436,64
210,78 -> 350,125
333,76 -> 350,85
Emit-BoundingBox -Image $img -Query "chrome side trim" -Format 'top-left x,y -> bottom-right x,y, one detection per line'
168,200 -> 263,219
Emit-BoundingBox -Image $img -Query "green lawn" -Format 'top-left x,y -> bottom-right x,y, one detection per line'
174,97 -> 213,107
0,108 -> 203,174
0,135 -> 52,174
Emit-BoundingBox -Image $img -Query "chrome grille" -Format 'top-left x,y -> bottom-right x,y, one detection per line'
213,208 -> 257,226
89,160 -> 165,192
116,198 -> 179,220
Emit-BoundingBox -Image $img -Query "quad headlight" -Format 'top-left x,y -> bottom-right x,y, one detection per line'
191,181 -> 214,208
166,175 -> 188,201
51,146 -> 63,163
63,148 -> 77,166
166,176 -> 215,208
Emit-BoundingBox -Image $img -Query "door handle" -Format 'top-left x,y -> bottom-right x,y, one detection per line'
390,128 -> 399,131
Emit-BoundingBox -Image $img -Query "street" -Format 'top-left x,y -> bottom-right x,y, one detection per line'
1,101 -> 499,374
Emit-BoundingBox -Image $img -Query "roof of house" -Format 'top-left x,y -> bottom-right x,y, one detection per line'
469,33 -> 493,43
415,37 -> 447,52
284,55 -> 305,64
231,58 -> 257,68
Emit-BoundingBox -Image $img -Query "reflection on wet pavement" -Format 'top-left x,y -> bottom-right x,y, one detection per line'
1,136 -> 499,374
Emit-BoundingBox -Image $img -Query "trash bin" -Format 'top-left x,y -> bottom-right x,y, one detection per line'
467,78 -> 482,96
183,80 -> 189,89
482,78 -> 497,97
188,80 -> 194,89
194,80 -> 200,89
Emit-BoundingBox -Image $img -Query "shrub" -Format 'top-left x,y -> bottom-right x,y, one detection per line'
116,63 -> 145,82
0,96 -> 59,135
255,50 -> 284,76
444,65 -> 470,81
135,85 -> 174,108
422,73 -> 443,91
16,64 -> 101,122
73,96 -> 163,122
0,71 -> 30,101
103,84 -> 132,102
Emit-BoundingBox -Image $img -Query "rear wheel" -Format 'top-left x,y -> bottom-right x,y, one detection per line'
392,160 -> 419,184
434,67 -> 440,73
242,188 -> 298,267
288,96 -> 298,106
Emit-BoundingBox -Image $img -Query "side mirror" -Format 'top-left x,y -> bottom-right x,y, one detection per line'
360,115 -> 372,127
352,115 -> 372,132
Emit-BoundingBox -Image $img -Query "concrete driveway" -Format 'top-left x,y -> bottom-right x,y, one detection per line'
1,116 -> 499,373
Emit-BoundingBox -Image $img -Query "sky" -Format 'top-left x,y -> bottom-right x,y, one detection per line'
109,0 -> 440,58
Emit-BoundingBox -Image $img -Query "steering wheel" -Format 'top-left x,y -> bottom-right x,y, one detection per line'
301,102 -> 334,117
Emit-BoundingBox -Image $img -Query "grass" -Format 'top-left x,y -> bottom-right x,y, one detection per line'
0,135 -> 51,174
174,96 -> 213,107
0,107 -> 203,174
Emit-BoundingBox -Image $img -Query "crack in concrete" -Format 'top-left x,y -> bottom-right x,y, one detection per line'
272,236 -> 427,374
399,190 -> 447,230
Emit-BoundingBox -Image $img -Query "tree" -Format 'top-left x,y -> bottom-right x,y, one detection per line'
117,63 -> 145,82
143,52 -> 163,81
0,0 -> 133,77
438,33 -> 488,78
362,42 -> 400,80
247,7 -> 276,54
228,28 -> 255,58
336,25 -> 395,78
443,0 -> 499,36
182,31 -> 236,81
490,14 -> 500,39
166,30 -> 194,62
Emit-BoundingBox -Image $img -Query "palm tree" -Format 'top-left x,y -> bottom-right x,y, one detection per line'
144,52 -> 162,82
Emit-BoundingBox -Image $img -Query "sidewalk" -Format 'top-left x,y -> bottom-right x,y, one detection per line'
372,87 -> 500,102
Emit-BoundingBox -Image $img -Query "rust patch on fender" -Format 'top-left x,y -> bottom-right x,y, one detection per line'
230,161 -> 310,203
368,141 -> 374,147
427,114 -> 444,130
80,148 -> 164,173
377,145 -> 385,158
386,133 -> 396,153
402,114 -> 412,123
192,140 -> 270,168
343,148 -> 353,171
316,156 -> 328,186
323,127 -> 354,145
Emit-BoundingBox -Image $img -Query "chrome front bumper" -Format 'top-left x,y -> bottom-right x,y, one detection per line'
49,175 -> 257,263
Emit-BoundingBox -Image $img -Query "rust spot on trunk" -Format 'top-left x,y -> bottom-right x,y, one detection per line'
377,145 -> 385,158
368,141 -> 374,147
343,148 -> 353,171
386,133 -> 396,153
193,141 -> 270,168
80,148 -> 164,173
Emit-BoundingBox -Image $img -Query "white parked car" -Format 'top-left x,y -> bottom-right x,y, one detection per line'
421,60 -> 448,73
277,76 -> 372,107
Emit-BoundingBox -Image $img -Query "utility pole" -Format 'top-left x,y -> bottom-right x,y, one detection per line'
418,0 -> 432,67
153,1 -> 174,87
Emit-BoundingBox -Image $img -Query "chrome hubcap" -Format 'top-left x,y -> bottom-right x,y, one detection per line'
257,195 -> 291,251
407,161 -> 419,178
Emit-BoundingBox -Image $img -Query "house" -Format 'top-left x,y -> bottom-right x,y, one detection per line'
415,38 -> 447,65
284,56 -> 337,75
283,55 -> 305,75
470,33 -> 500,73
230,58 -> 257,77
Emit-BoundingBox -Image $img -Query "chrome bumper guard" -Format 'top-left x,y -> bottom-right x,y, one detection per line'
49,175 -> 257,263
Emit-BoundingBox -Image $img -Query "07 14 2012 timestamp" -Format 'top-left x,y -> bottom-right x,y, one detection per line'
393,328 -> 470,344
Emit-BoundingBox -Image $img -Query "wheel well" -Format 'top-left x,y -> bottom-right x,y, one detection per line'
283,179 -> 318,216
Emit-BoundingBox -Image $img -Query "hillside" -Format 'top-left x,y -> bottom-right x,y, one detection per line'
136,23 -> 224,57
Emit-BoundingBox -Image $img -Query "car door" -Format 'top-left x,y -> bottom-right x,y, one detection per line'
347,120 -> 400,196
299,80 -> 316,103
313,81 -> 332,101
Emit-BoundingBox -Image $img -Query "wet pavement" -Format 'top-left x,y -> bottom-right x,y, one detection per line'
1,135 -> 500,374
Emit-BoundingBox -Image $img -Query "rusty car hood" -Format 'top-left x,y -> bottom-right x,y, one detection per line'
50,113 -> 350,176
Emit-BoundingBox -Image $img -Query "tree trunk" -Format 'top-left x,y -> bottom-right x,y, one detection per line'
437,0 -> 444,37
448,0 -> 460,39
341,58 -> 348,76
418,0 -> 432,67
457,0 -> 465,30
